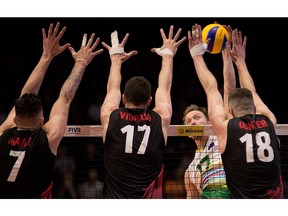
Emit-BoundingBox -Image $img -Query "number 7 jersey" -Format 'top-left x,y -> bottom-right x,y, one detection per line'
0,127 -> 55,198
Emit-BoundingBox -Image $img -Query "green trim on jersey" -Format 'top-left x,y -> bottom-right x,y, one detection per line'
200,187 -> 230,199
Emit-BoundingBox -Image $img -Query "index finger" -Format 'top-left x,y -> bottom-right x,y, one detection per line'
101,41 -> 111,50
175,36 -> 187,47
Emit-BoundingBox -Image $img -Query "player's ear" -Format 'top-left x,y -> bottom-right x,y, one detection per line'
40,116 -> 44,126
122,94 -> 126,105
147,96 -> 152,107
228,106 -> 234,117
13,116 -> 17,124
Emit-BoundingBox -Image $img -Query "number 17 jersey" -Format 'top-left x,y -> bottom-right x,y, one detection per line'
103,107 -> 166,198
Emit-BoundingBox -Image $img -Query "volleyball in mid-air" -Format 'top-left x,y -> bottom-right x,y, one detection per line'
202,23 -> 229,54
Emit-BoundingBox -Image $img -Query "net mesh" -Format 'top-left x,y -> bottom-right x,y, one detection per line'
51,131 -> 288,199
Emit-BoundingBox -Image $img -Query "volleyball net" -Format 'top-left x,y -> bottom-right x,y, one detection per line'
51,124 -> 288,198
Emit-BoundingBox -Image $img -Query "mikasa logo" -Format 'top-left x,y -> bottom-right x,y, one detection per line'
177,126 -> 204,136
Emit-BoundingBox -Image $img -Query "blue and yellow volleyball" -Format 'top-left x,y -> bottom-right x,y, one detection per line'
202,23 -> 229,54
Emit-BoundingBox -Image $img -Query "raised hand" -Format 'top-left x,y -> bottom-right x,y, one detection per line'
188,24 -> 209,57
69,33 -> 104,66
42,22 -> 71,59
151,25 -> 186,57
226,29 -> 247,62
102,31 -> 138,62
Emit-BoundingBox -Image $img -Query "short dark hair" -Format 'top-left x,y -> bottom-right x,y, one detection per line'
228,88 -> 254,114
182,104 -> 209,122
124,76 -> 151,106
14,93 -> 43,118
228,88 -> 253,101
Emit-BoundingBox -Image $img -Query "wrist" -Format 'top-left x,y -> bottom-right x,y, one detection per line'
190,43 -> 207,57
162,54 -> 173,60
111,56 -> 123,64
234,58 -> 246,66
156,48 -> 174,56
192,55 -> 203,60
75,59 -> 88,67
40,53 -> 53,63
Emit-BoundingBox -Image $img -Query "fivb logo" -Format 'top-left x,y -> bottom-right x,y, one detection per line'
67,127 -> 81,133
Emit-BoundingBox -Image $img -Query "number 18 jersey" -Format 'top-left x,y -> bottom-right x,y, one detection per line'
222,114 -> 283,198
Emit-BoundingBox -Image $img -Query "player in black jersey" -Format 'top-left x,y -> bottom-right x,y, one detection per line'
188,23 -> 283,198
100,26 -> 186,198
0,22 -> 103,198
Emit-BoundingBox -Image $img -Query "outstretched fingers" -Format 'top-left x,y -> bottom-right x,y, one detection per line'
47,23 -> 53,38
86,33 -> 96,48
42,28 -> 47,44
232,29 -> 239,45
51,22 -> 60,38
69,33 -> 104,65
81,33 -> 88,47
80,33 -> 102,53
83,34 -> 103,55
126,50 -> 138,57
225,41 -> 232,53
152,25 -> 186,56
93,48 -> 104,56
91,37 -> 104,56
175,35 -> 187,47
56,25 -> 67,41
237,30 -> 242,45
243,35 -> 247,49
168,25 -> 174,39
120,33 -> 129,47
90,36 -> 100,50
101,41 -> 111,50
160,28 -> 167,41
173,27 -> 182,41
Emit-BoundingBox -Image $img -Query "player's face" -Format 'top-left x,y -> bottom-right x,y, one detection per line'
184,110 -> 208,126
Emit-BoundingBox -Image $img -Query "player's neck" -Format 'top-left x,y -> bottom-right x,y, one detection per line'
125,104 -> 147,109
17,123 -> 39,131
15,116 -> 42,131
17,126 -> 38,131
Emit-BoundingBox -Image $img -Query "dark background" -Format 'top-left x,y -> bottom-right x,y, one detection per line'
0,17 -> 286,125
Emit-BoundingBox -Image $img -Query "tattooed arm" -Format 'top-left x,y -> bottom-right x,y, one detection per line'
0,22 -> 71,136
43,33 -> 103,155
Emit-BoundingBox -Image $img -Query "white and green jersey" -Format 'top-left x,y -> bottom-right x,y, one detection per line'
185,136 -> 230,198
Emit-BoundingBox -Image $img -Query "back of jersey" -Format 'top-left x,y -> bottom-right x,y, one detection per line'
0,127 -> 55,198
223,114 -> 283,198
103,107 -> 166,198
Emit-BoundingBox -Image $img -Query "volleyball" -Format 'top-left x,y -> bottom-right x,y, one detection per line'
202,23 -> 229,54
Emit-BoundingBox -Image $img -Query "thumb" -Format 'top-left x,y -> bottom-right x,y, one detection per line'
68,47 -> 76,56
151,48 -> 157,53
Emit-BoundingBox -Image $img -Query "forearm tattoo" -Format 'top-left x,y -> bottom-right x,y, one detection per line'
62,67 -> 84,101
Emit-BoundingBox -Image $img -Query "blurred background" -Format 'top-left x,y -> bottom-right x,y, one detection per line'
1,18 -> 287,199
0,17 -> 287,125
